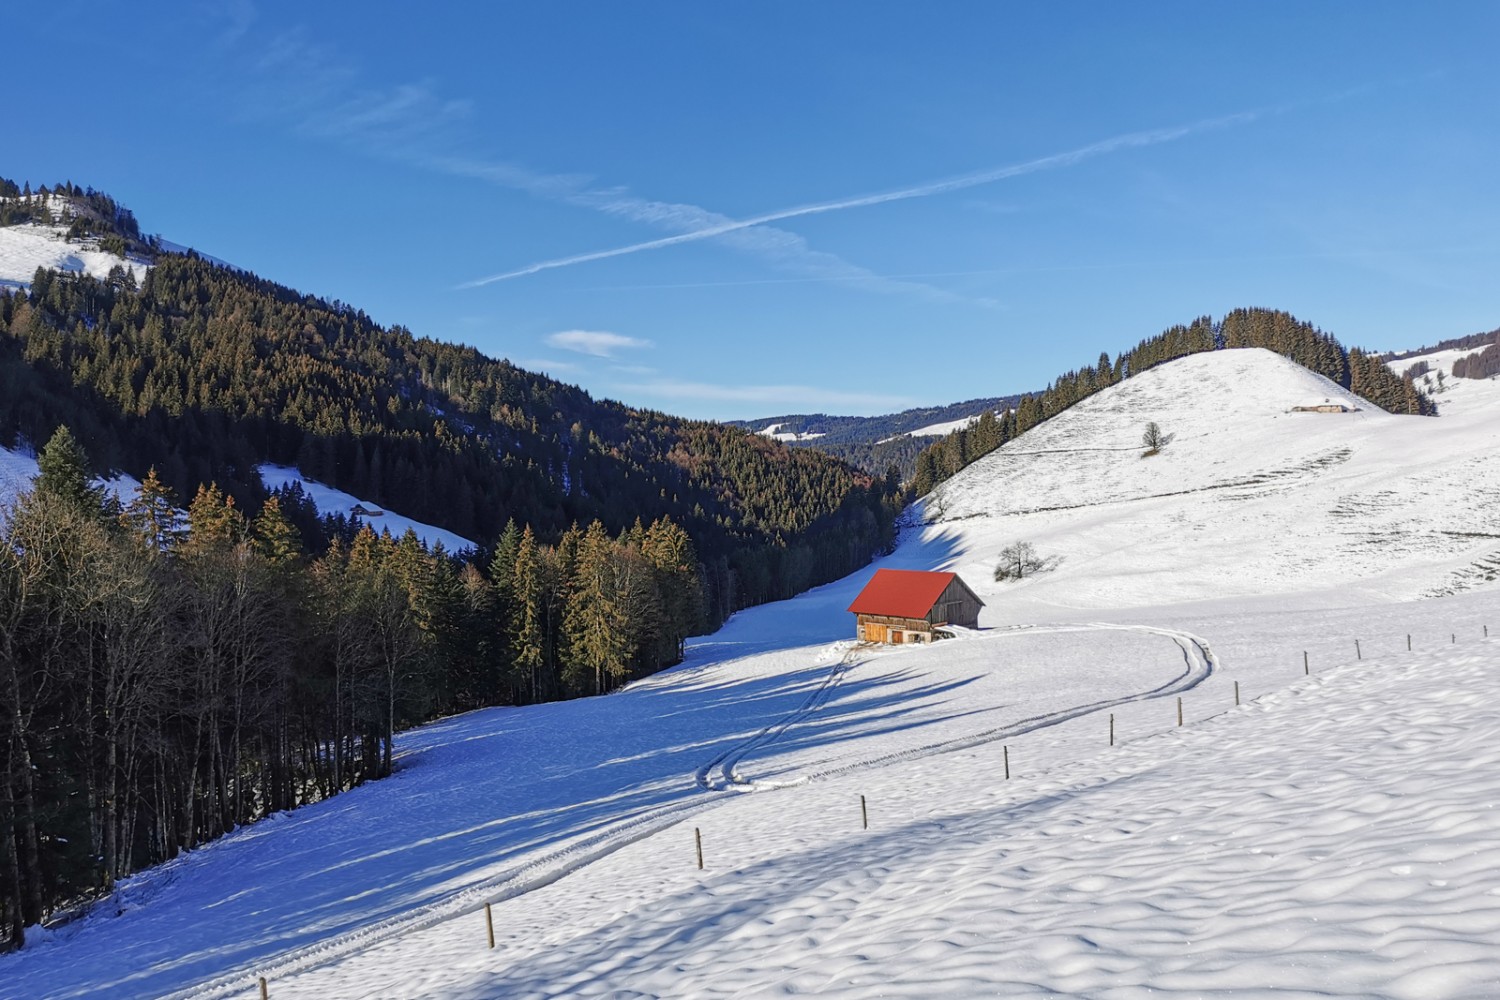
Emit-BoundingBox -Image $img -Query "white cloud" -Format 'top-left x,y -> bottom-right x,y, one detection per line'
545,330 -> 654,358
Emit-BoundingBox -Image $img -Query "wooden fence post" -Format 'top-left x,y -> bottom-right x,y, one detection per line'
695,827 -> 704,870
1303,651 -> 1309,675
1177,696 -> 1183,727
1004,745 -> 1010,780
1452,633 -> 1456,644
1234,680 -> 1240,706
861,794 -> 868,830
1355,639 -> 1361,661
485,902 -> 495,949
1109,713 -> 1114,747
1407,634 -> 1411,651
259,978 -> 269,1000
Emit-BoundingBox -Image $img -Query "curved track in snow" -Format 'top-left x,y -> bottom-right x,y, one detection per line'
700,622 -> 1218,792
176,623 -> 1216,1000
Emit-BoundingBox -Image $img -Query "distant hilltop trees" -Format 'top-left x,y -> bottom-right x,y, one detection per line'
0,176 -> 143,248
911,308 -> 1436,497
1452,333 -> 1500,381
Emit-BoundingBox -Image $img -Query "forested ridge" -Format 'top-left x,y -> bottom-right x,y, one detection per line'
0,239 -> 901,619
0,182 -> 905,944
910,308 -> 1436,496
729,394 -> 1024,480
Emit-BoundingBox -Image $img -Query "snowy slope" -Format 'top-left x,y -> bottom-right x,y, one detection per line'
757,421 -> 827,442
279,626 -> 1500,1000
1388,345 -> 1498,415
906,410 -> 993,437
258,464 -> 477,552
5,347 -> 1500,999
0,220 -> 151,292
0,443 -> 144,513
0,453 -> 473,551
925,348 -> 1500,611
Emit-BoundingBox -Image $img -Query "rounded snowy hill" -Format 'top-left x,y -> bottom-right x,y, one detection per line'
927,347 -> 1500,612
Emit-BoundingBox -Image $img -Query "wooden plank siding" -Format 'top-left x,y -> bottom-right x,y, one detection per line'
927,577 -> 982,629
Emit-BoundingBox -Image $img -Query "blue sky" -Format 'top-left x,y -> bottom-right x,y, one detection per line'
9,2 -> 1499,418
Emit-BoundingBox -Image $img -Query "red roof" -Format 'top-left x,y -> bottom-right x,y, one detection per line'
847,569 -> 961,619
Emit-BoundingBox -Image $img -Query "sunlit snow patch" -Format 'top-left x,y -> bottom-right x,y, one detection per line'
257,464 -> 478,553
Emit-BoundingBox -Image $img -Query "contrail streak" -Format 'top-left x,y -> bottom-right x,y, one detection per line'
460,109 -> 1260,288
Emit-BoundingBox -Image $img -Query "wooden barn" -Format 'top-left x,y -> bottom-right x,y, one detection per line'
847,568 -> 984,644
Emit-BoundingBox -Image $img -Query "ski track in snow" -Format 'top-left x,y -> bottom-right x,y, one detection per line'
700,623 -> 1216,793
170,623 -> 1209,1000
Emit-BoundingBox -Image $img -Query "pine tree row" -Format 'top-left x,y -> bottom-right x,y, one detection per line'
1452,334 -> 1500,380
0,255 -> 902,626
0,428 -> 707,948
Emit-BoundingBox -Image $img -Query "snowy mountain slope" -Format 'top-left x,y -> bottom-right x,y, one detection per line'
756,422 -> 827,442
1387,345 -> 1499,415
0,219 -> 151,291
258,465 -> 477,552
6,346 -> 1500,999
925,348 -> 1500,611
904,409 -> 1001,437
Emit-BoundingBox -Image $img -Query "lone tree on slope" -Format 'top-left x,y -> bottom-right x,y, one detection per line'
1141,421 -> 1170,456
995,541 -> 1049,581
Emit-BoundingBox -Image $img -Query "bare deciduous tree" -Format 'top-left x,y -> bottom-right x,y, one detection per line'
1141,421 -> 1172,456
994,541 -> 1060,581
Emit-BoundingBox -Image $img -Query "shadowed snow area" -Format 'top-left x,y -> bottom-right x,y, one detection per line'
3,347 -> 1499,999
0,443 -> 145,516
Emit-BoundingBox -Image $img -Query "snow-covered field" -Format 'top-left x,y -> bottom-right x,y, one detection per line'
0,219 -> 151,292
5,347 -> 1500,999
906,410 -> 995,437
757,422 -> 827,442
259,464 -> 478,552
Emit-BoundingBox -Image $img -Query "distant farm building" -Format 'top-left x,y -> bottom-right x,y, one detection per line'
847,569 -> 984,644
1291,398 -> 1355,413
349,503 -> 384,518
